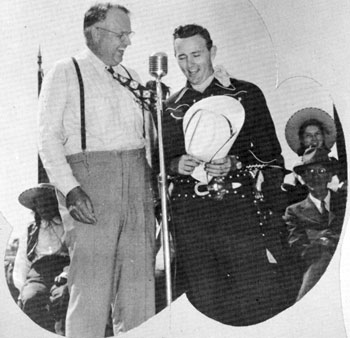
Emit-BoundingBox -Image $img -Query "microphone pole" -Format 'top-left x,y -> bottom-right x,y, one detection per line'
149,52 -> 172,307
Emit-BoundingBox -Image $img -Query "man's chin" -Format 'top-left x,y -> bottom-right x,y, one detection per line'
112,54 -> 123,66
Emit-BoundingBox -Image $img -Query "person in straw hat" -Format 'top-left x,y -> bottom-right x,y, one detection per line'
283,147 -> 346,301
285,107 -> 337,157
162,23 -> 298,326
12,183 -> 69,335
283,107 -> 346,203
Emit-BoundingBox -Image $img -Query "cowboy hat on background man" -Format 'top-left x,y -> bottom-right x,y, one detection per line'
18,183 -> 57,211
293,147 -> 338,176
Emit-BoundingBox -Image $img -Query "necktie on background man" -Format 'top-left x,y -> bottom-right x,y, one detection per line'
320,199 -> 329,223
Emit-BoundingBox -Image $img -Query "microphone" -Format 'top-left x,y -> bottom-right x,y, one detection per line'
149,52 -> 168,79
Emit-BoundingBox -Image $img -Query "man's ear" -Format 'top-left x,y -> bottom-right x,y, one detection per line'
91,26 -> 100,42
327,172 -> 334,183
210,45 -> 217,61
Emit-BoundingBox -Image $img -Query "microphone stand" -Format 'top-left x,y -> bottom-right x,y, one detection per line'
154,78 -> 172,307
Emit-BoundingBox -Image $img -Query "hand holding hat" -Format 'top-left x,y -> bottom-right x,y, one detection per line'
170,154 -> 202,176
183,95 -> 245,183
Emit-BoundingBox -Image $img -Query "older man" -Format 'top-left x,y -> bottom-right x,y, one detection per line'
163,24 -> 297,326
38,3 -> 156,337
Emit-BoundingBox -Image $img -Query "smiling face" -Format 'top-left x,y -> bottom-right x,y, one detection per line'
302,125 -> 325,149
174,34 -> 216,86
92,8 -> 132,66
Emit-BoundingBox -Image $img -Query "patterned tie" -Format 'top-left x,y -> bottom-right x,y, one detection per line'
106,66 -> 154,110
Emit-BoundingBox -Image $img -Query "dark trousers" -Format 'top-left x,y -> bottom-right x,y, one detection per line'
19,255 -> 69,335
170,178 -> 292,326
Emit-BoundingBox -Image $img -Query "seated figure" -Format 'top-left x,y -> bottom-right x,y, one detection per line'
283,147 -> 346,301
13,183 -> 70,335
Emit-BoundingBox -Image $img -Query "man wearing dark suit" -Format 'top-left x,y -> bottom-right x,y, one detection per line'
284,147 -> 346,300
162,23 -> 297,326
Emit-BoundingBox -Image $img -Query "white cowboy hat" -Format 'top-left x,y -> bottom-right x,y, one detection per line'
18,183 -> 57,210
183,95 -> 245,183
285,107 -> 336,154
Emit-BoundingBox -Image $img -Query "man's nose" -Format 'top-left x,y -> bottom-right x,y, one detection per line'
187,57 -> 196,68
124,35 -> 132,46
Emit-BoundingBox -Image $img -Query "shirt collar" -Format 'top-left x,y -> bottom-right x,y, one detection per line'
83,48 -> 108,76
309,190 -> 331,213
40,217 -> 62,229
185,65 -> 232,92
191,74 -> 215,93
84,48 -> 128,78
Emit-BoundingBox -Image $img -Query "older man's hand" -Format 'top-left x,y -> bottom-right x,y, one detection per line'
66,186 -> 97,224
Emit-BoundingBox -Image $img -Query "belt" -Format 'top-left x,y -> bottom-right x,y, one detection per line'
171,171 -> 252,201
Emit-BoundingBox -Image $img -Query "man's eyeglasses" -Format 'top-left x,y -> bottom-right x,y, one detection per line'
304,168 -> 328,175
95,27 -> 135,40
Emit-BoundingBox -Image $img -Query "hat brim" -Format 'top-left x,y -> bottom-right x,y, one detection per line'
285,108 -> 336,154
18,183 -> 56,210
294,159 -> 337,176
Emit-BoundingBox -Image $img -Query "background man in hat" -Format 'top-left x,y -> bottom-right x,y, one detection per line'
12,184 -> 69,335
38,3 -> 156,337
162,24 -> 297,326
283,107 -> 346,205
283,147 -> 346,301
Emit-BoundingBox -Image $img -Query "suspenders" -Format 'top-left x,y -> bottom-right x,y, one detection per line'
72,57 -> 86,152
71,57 -> 147,152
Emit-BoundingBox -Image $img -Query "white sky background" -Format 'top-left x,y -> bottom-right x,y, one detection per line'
1,0 -> 350,336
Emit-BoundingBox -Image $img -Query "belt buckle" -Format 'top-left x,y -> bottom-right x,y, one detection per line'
194,182 -> 209,197
208,177 -> 227,200
194,177 -> 243,200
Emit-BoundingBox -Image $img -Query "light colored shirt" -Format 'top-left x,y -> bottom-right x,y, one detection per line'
13,217 -> 67,291
309,190 -> 331,213
38,48 -> 155,196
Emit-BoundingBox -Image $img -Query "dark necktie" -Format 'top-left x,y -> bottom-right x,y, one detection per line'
27,222 -> 40,261
106,66 -> 154,110
320,199 -> 329,222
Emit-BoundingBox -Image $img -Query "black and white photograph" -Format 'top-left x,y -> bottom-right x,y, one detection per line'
1,1 -> 350,337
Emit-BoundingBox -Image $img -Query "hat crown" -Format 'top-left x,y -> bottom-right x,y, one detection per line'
183,95 -> 245,183
301,147 -> 332,167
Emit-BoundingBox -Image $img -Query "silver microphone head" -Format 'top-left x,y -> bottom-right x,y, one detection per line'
149,52 -> 168,79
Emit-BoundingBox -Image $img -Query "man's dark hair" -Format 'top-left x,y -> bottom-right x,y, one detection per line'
297,118 -> 329,155
84,3 -> 130,30
173,24 -> 213,50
